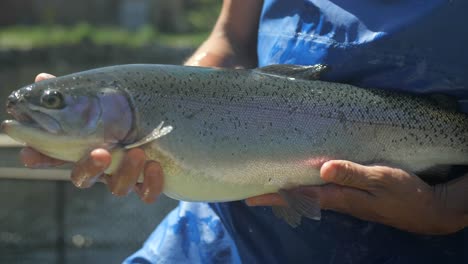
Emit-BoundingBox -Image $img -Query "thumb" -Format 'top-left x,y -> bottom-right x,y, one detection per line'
35,73 -> 55,82
320,160 -> 374,190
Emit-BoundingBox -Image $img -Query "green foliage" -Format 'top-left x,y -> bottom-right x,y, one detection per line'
0,24 -> 207,49
186,0 -> 222,32
0,0 -> 222,49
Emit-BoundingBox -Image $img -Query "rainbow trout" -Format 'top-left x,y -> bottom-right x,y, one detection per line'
3,64 -> 468,226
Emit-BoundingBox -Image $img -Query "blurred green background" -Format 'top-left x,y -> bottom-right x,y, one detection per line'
0,1 -> 221,263
0,0 -> 220,48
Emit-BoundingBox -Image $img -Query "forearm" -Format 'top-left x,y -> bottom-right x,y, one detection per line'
185,0 -> 263,68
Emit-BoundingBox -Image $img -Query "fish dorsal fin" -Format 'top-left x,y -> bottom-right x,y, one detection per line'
428,94 -> 459,112
124,121 -> 173,149
255,64 -> 329,80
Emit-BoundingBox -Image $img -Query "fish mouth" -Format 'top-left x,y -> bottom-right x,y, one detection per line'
4,106 -> 61,134
7,108 -> 34,124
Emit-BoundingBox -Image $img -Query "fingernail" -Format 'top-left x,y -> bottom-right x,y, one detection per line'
20,147 -> 33,157
90,149 -> 108,168
321,161 -> 337,180
73,175 -> 88,188
43,73 -> 54,78
20,148 -> 38,168
142,187 -> 153,200
38,73 -> 55,79
73,169 -> 101,188
139,187 -> 154,203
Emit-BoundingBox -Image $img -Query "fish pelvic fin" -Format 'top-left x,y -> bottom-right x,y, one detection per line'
255,64 -> 330,80
272,206 -> 302,228
124,121 -> 173,149
272,189 -> 321,227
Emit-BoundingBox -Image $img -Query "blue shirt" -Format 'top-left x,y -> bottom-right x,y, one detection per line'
125,1 -> 468,263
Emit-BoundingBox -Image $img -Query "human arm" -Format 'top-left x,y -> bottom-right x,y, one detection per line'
247,160 -> 468,235
185,0 -> 263,68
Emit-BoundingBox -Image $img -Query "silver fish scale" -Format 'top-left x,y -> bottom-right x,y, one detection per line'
90,65 -> 468,190
6,64 -> 468,202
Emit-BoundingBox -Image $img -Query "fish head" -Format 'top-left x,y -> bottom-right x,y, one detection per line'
2,73 -> 134,162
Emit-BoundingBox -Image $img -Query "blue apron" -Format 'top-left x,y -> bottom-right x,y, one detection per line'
125,1 -> 468,263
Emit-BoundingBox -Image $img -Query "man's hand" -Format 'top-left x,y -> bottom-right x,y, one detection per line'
247,160 -> 467,235
20,73 -> 164,203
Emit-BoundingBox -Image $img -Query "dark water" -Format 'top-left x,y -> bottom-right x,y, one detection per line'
0,44 -> 190,264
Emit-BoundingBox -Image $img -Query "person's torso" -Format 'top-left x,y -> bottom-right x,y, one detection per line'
214,1 -> 468,263
257,0 -> 468,110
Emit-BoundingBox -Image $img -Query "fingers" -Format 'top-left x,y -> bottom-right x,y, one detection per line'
70,147 -> 163,203
246,184 -> 376,222
245,193 -> 287,206
35,73 -> 55,82
71,149 -> 111,188
317,184 -> 373,212
20,147 -> 66,168
106,148 -> 146,196
321,160 -> 409,191
321,160 -> 380,190
134,161 -> 164,203
247,160 -> 378,207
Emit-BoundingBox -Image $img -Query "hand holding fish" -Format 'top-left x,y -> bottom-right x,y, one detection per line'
19,73 -> 163,203
5,64 -> 468,229
247,160 -> 468,235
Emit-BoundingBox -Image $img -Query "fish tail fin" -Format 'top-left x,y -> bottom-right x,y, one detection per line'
272,189 -> 321,227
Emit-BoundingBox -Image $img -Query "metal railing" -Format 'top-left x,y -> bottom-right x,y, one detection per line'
0,133 -> 177,264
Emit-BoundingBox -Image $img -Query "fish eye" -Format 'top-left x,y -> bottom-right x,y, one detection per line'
40,90 -> 65,109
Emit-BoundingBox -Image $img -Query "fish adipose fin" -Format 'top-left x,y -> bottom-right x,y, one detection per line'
272,189 -> 321,227
255,64 -> 329,80
124,121 -> 173,149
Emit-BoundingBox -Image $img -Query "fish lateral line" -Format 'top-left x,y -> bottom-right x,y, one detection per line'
124,121 -> 173,149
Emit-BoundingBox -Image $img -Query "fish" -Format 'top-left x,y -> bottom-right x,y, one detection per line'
3,64 -> 468,227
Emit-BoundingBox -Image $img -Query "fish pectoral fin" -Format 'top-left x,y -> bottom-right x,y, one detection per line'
272,189 -> 321,227
255,64 -> 330,80
124,121 -> 173,149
